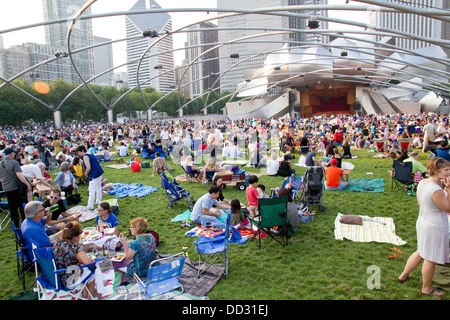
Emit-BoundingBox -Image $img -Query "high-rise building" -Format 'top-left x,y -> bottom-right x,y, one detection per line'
288,0 -> 328,45
93,36 -> 114,86
217,0 -> 326,92
375,0 -> 449,51
42,0 -> 95,83
125,0 -> 175,93
186,22 -> 220,98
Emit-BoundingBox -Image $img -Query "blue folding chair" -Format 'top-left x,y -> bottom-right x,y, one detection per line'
194,210 -> 232,279
12,222 -> 35,290
31,240 -> 102,300
0,191 -> 11,231
134,252 -> 185,300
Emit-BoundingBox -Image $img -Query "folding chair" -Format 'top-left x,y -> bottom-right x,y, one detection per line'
246,197 -> 294,250
194,210 -> 232,278
134,252 -> 185,300
0,191 -> 11,231
12,222 -> 35,290
391,160 -> 413,195
373,139 -> 388,153
398,138 -> 413,153
31,240 -> 102,300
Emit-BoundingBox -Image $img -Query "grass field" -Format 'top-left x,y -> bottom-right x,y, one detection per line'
0,146 -> 448,300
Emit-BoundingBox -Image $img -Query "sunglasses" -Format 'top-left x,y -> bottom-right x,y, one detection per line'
49,196 -> 61,199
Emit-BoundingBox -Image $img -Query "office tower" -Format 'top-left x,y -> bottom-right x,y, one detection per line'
217,0 -> 326,92
186,22 -> 220,98
375,0 -> 449,51
42,0 -> 95,83
288,0 -> 328,46
93,36 -> 114,86
125,0 -> 175,93
0,45 -> 30,83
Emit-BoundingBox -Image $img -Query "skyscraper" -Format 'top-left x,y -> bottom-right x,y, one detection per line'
375,0 -> 449,51
42,0 -> 95,83
125,0 -> 175,93
217,0 -> 327,92
186,22 -> 220,98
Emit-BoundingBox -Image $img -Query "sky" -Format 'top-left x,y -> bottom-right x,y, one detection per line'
0,0 -> 368,73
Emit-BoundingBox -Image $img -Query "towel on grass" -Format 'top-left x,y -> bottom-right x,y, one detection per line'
185,225 -> 249,244
172,209 -> 228,224
107,183 -> 159,198
334,213 -> 406,245
344,179 -> 385,192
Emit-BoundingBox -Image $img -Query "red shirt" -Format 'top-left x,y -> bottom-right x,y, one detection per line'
246,186 -> 259,207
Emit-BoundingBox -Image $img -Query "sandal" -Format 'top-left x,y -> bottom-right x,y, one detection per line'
421,288 -> 445,297
398,274 -> 413,283
387,254 -> 399,259
391,247 -> 405,254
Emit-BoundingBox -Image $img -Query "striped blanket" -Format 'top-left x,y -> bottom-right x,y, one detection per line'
334,213 -> 406,245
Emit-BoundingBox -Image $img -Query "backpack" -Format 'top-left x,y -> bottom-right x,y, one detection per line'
146,230 -> 161,246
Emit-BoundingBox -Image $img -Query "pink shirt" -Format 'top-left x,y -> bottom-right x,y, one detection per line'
246,186 -> 259,207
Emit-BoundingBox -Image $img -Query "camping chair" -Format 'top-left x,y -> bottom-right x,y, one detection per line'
194,210 -> 232,279
398,138 -> 413,153
31,240 -> 102,300
12,222 -> 35,290
0,191 -> 11,231
373,139 -> 388,153
246,197 -> 293,250
391,160 -> 413,195
133,252 -> 185,300
181,165 -> 199,182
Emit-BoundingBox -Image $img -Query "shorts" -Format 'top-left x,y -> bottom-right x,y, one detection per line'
248,205 -> 259,218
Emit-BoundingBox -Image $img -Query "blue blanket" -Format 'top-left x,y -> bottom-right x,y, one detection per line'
107,183 -> 159,198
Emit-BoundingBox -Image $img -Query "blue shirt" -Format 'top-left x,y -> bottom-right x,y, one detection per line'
83,153 -> 104,180
21,218 -> 52,262
95,213 -> 119,229
191,193 -> 219,223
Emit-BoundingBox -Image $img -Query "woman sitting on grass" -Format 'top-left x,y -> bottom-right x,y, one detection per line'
119,217 -> 158,279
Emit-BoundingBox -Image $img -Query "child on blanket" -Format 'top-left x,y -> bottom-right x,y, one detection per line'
230,199 -> 247,227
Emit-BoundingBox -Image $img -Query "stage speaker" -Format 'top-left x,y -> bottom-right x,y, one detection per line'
353,101 -> 361,110
322,94 -> 330,101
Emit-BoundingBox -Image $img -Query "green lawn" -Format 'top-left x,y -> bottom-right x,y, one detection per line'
0,147 -> 447,300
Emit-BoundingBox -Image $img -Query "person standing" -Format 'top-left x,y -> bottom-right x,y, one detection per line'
76,145 -> 104,210
161,127 -> 170,152
398,157 -> 450,296
37,133 -> 47,164
422,117 -> 437,153
0,148 -> 31,227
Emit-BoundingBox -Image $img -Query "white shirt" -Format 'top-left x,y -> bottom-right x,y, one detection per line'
266,159 -> 280,175
161,130 -> 169,140
20,164 -> 43,180
118,145 -> 128,157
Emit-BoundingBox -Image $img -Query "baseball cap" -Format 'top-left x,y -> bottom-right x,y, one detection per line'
330,158 -> 338,166
2,148 -> 14,156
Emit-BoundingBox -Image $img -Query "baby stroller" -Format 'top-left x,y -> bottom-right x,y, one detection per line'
159,170 -> 195,210
299,166 -> 325,212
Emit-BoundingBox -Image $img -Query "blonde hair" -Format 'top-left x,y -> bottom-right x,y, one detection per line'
130,217 -> 148,234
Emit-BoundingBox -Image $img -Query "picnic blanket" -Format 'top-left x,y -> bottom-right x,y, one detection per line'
67,205 -> 98,222
107,183 -> 159,198
105,164 -> 131,169
334,213 -> 406,245
344,179 -> 385,192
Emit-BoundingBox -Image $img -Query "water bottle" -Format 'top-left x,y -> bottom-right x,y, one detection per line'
50,204 -> 59,212
182,244 -> 188,258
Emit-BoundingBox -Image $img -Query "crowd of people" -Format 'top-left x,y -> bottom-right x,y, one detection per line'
1,111 -> 450,298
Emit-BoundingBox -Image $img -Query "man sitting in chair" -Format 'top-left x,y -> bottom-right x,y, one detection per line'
325,158 -> 348,191
190,186 -> 230,225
